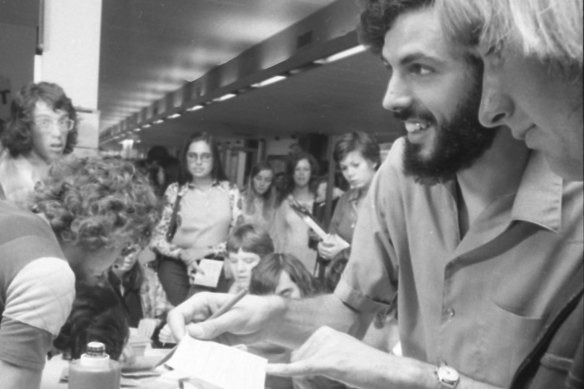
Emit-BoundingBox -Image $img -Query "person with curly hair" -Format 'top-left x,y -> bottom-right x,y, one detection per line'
0,155 -> 160,389
0,82 -> 78,209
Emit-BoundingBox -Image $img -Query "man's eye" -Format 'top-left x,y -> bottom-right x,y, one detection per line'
410,64 -> 431,75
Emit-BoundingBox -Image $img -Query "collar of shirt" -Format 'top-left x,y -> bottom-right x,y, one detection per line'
186,179 -> 221,190
511,151 -> 564,233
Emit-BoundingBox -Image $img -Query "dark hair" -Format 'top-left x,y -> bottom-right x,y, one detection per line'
277,151 -> 320,204
243,162 -> 276,217
178,131 -> 227,185
249,253 -> 321,297
359,0 -> 480,65
53,279 -> 129,360
146,145 -> 171,164
226,223 -> 274,257
333,131 -> 381,169
1,82 -> 78,157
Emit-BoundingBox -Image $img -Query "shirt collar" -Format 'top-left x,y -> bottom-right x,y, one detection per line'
186,179 -> 221,190
511,151 -> 563,233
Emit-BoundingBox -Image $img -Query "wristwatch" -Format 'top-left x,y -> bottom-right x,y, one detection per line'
435,363 -> 460,388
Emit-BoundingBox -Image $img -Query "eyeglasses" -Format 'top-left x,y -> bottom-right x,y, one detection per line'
33,116 -> 75,133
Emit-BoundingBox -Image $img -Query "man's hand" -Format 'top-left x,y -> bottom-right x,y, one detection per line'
166,292 -> 286,345
267,326 -> 436,389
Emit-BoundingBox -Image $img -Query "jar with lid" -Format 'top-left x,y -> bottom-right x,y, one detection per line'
68,341 -> 121,389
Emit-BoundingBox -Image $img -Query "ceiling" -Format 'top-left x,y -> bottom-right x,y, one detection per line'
98,0 -> 404,150
0,0 -> 404,150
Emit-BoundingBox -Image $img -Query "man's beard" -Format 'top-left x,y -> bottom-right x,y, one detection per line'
399,77 -> 498,185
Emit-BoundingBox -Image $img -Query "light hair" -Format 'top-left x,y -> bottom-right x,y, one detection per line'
438,0 -> 583,73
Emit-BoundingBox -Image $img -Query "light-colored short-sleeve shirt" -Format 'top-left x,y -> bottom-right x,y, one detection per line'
335,138 -> 583,387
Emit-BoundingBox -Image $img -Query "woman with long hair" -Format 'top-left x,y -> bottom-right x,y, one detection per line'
150,131 -> 243,305
240,162 -> 277,229
272,151 -> 320,274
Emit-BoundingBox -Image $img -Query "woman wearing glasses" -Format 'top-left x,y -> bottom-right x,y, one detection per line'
150,131 -> 243,305
0,82 -> 77,208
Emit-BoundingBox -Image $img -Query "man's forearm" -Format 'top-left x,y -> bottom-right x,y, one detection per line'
266,293 -> 373,348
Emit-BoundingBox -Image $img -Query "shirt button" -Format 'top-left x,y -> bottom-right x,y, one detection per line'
444,308 -> 455,319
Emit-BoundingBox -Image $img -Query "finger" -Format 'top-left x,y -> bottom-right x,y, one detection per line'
186,309 -> 240,340
266,361 -> 316,377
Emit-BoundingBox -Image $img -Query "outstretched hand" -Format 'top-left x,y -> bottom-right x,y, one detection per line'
166,292 -> 286,346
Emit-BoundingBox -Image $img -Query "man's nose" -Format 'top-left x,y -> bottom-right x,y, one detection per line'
382,74 -> 413,113
478,83 -> 514,128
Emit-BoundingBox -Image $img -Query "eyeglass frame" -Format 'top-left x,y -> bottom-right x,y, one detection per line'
32,115 -> 76,133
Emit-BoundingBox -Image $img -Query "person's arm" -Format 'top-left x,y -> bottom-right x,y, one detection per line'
268,326 -> 505,389
0,360 -> 42,389
167,291 -> 370,349
149,183 -> 183,258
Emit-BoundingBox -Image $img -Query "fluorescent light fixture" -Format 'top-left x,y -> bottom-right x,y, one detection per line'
133,127 -> 141,132
214,93 -> 236,102
251,75 -> 287,88
187,104 -> 204,112
143,124 -> 151,128
167,113 -> 181,119
315,45 -> 367,64
153,119 -> 164,124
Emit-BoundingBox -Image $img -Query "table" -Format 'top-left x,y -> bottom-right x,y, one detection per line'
41,349 -> 178,389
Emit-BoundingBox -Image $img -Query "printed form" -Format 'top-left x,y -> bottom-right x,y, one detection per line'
164,336 -> 267,389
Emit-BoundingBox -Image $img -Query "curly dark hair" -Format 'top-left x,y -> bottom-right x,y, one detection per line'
358,0 -> 434,54
53,278 -> 129,360
32,155 -> 161,251
276,151 -> 320,204
1,82 -> 78,157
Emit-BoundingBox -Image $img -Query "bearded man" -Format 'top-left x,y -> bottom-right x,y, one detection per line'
165,1 -> 583,388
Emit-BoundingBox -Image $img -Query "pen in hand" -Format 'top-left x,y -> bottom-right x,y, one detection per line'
209,288 -> 248,320
155,288 -> 249,368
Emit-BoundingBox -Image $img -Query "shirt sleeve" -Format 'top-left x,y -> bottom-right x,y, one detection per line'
0,257 -> 75,370
149,183 -> 183,258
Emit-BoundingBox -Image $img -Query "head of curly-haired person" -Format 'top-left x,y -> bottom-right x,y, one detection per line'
32,155 -> 161,279
1,82 -> 78,163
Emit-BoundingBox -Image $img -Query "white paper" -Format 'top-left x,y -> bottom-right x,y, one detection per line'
165,336 -> 266,389
193,259 -> 224,288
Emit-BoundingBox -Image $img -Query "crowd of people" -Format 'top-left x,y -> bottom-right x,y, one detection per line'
0,0 -> 582,388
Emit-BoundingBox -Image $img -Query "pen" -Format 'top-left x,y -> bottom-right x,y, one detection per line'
155,288 -> 249,368
209,288 -> 248,319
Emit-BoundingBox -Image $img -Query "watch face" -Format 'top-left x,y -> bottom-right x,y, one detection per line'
438,365 -> 460,386
441,366 -> 459,381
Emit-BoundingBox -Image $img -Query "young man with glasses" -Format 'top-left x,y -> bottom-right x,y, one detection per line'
0,82 -> 77,208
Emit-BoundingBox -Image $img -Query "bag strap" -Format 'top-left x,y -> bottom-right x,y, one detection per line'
510,264 -> 584,388
165,186 -> 183,242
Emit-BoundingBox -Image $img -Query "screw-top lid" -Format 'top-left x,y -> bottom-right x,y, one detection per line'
86,341 -> 106,357
79,341 -> 110,368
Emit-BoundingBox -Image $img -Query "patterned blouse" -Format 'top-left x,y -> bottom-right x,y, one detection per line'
150,180 -> 243,263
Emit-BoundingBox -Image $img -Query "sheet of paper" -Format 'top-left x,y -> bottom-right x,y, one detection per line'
193,259 -> 224,288
165,336 -> 266,389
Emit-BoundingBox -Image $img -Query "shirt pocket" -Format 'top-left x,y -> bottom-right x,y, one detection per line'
484,301 -> 544,386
